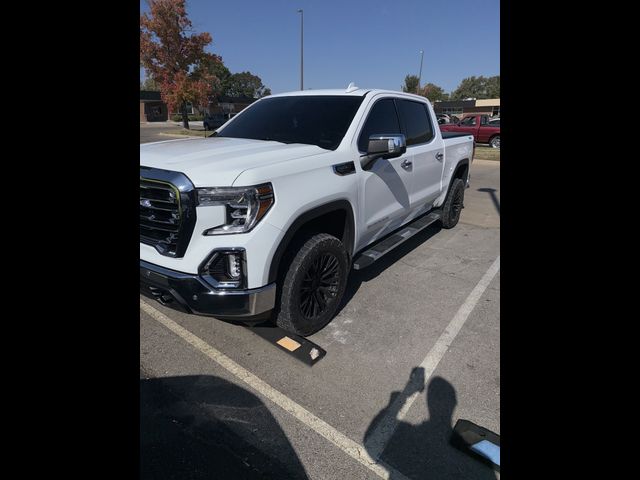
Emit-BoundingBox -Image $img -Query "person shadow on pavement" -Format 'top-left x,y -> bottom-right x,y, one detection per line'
140,374 -> 309,480
364,369 -> 497,480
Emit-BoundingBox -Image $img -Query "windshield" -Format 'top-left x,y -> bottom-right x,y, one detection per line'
217,95 -> 365,150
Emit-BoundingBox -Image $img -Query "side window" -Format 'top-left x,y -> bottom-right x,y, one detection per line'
461,116 -> 476,126
481,115 -> 489,125
357,98 -> 401,152
396,99 -> 434,146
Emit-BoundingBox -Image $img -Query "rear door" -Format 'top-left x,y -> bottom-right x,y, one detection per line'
396,99 -> 445,206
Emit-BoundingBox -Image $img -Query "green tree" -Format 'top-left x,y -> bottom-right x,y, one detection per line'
450,75 -> 500,100
225,71 -> 271,98
140,0 -> 218,129
419,83 -> 449,102
195,55 -> 231,96
485,75 -> 500,98
402,74 -> 420,93
140,74 -> 160,91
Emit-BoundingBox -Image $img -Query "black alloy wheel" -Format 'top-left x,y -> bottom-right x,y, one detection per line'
275,233 -> 349,336
299,253 -> 341,319
441,178 -> 465,229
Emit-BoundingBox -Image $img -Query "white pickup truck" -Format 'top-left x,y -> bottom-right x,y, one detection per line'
140,85 -> 474,336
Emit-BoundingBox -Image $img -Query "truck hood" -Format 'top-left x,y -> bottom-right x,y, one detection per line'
140,136 -> 329,187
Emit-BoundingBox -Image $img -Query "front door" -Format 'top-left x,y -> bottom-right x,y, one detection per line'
451,115 -> 480,136
356,97 -> 413,249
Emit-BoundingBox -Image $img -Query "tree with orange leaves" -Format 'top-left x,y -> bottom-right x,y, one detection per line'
140,0 -> 221,129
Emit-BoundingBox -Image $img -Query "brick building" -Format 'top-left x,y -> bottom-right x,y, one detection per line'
139,91 -> 257,123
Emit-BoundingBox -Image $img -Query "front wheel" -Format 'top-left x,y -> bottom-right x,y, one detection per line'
275,233 -> 349,336
490,135 -> 500,149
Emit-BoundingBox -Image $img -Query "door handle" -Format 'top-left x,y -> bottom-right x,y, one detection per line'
401,159 -> 412,169
435,152 -> 444,161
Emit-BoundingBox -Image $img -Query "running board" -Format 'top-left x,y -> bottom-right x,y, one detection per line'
352,211 -> 441,270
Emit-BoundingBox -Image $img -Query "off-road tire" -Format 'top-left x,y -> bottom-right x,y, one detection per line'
441,178 -> 465,229
275,233 -> 349,336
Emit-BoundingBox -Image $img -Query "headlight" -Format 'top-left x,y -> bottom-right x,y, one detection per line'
197,183 -> 274,235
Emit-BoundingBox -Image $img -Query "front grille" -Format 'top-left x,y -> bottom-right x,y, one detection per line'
140,167 -> 197,257
140,179 -> 182,255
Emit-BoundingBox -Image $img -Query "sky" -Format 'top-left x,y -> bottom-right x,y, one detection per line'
140,0 -> 500,95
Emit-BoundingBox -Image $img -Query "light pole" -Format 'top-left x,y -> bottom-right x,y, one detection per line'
297,9 -> 304,90
417,50 -> 424,93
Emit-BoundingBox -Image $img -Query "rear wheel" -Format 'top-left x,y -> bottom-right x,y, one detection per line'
489,135 -> 500,148
275,233 -> 349,336
441,178 -> 465,229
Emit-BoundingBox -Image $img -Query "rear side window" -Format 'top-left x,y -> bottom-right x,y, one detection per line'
357,98 -> 401,152
397,100 -> 434,146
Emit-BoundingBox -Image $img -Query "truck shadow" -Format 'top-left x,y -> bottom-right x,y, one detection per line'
368,160 -> 411,209
140,374 -> 309,479
364,368 -> 497,479
337,222 -> 442,317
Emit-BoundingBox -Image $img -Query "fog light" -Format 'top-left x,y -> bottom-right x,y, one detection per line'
227,253 -> 242,279
200,249 -> 246,289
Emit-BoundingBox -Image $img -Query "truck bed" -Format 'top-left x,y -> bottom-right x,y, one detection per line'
441,131 -> 472,140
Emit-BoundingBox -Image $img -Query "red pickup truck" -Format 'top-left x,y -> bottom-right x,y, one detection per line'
439,114 -> 500,148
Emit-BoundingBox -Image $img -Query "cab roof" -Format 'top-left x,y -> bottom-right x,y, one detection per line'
269,87 -> 428,102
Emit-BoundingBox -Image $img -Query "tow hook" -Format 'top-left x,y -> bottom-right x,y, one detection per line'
148,287 -> 174,305
156,294 -> 173,306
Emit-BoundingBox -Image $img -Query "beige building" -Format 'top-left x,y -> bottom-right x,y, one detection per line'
433,98 -> 500,117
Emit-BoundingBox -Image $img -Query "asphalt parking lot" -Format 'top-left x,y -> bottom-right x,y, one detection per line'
139,138 -> 500,479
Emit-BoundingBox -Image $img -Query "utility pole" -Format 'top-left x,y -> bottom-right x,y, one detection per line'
297,9 -> 304,90
417,50 -> 424,93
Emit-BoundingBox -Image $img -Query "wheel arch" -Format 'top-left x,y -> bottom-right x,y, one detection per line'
452,158 -> 470,183
267,200 -> 355,284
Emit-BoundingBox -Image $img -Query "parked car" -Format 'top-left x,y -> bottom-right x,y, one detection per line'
436,114 -> 460,125
439,114 -> 500,148
140,87 -> 475,336
203,113 -> 229,130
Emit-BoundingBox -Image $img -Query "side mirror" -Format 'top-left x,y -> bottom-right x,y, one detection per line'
361,134 -> 407,170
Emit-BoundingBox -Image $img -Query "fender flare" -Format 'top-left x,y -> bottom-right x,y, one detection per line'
267,199 -> 355,284
437,158 -> 471,206
453,158 -> 470,180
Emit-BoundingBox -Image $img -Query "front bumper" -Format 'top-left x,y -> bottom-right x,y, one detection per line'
140,260 -> 276,318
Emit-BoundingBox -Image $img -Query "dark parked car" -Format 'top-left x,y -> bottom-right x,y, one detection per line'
203,113 -> 229,130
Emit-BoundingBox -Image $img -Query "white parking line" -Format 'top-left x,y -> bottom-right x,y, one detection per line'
140,299 -> 411,480
364,255 -> 500,459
